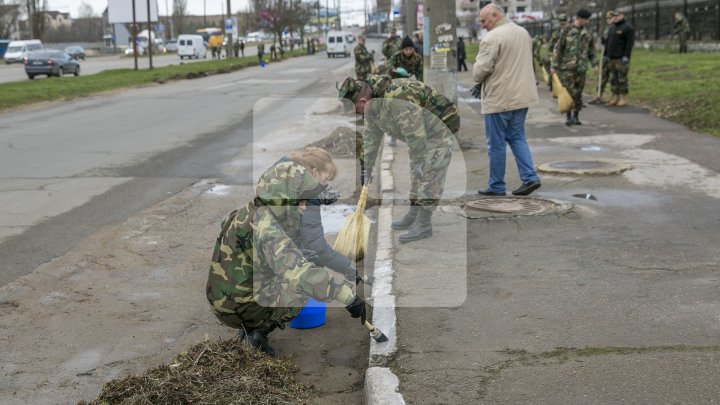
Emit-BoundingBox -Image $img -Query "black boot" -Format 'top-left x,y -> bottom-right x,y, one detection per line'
572,110 -> 582,125
391,202 -> 418,230
565,112 -> 573,126
398,208 -> 433,243
245,328 -> 276,356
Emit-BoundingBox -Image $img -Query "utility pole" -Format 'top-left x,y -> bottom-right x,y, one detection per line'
132,0 -> 138,70
423,0 -> 457,102
225,0 -> 232,58
146,0 -> 153,69
404,0 -> 417,37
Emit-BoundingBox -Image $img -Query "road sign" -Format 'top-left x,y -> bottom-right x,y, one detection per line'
225,19 -> 233,31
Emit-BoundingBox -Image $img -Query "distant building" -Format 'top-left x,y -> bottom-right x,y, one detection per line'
43,10 -> 72,30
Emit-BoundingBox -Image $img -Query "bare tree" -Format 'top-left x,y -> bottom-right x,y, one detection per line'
0,1 -> 22,38
172,0 -> 187,36
26,0 -> 47,39
77,1 -> 94,18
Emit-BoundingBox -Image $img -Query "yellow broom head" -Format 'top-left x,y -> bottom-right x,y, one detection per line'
333,186 -> 371,260
552,72 -> 574,113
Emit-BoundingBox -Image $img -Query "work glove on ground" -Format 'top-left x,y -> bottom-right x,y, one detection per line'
470,84 -> 482,99
345,295 -> 367,324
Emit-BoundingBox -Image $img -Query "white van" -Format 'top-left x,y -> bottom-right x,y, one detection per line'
177,34 -> 207,60
326,31 -> 352,58
4,40 -> 44,64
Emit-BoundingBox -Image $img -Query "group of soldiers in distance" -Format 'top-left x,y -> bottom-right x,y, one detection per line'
532,9 -> 692,126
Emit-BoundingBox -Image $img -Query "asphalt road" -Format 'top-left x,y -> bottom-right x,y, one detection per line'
0,41 -> 366,286
0,43 -> 264,83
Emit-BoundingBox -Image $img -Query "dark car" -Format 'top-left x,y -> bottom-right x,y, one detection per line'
24,51 -> 80,79
64,45 -> 86,60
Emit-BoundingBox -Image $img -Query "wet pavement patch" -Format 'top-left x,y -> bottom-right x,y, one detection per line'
462,197 -> 572,219
537,160 -> 632,175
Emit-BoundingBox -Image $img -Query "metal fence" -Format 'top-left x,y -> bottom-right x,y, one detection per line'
522,0 -> 720,41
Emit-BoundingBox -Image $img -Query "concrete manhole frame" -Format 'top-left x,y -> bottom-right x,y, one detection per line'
459,197 -> 574,219
537,159 -> 632,175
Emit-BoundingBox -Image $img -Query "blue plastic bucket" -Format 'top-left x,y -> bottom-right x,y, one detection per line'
289,298 -> 326,329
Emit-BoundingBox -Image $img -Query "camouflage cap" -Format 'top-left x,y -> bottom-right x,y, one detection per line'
605,10 -> 615,19
338,77 -> 363,103
557,13 -> 567,22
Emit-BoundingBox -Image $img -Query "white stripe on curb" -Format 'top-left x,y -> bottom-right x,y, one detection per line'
364,137 -> 406,404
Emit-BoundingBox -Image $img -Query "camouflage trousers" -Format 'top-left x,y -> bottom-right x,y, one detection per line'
211,297 -> 306,332
599,59 -> 611,94
356,68 -> 370,81
557,69 -> 587,111
608,59 -> 629,95
409,135 -> 454,208
677,33 -> 689,53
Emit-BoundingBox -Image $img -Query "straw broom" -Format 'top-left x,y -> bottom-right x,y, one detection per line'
333,185 -> 371,260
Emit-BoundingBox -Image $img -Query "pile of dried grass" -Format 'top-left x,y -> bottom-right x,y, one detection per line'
309,127 -> 362,158
81,338 -> 312,405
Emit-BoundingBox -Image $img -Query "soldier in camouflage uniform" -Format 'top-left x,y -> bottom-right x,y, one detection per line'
606,10 -> 634,107
552,9 -> 598,126
338,75 -> 459,243
206,149 -> 366,355
354,36 -> 374,81
388,36 -> 423,82
532,35 -> 543,75
543,14 -> 569,91
382,29 -> 402,62
673,12 -> 690,53
591,11 -> 618,104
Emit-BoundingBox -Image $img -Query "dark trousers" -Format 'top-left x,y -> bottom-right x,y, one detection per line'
458,58 -> 468,71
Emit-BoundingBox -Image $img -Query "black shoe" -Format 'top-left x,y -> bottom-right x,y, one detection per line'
246,329 -> 276,356
398,209 -> 433,243
572,110 -> 582,126
565,112 -> 573,126
511,180 -> 541,196
477,189 -> 506,196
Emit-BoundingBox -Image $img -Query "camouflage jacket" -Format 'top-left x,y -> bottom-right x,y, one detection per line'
387,50 -> 423,81
552,25 -> 597,71
206,160 -> 355,317
362,75 -> 459,168
354,43 -> 373,75
532,36 -> 543,60
674,17 -> 690,35
382,36 -> 402,60
547,27 -> 565,61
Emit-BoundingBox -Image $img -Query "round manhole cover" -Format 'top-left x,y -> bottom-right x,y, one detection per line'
464,197 -> 558,216
537,160 -> 631,175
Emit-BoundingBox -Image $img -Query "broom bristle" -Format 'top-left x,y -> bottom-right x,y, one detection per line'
333,186 -> 371,259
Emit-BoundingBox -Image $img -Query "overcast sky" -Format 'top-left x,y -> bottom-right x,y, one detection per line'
46,0 -> 253,18
45,0 -> 366,19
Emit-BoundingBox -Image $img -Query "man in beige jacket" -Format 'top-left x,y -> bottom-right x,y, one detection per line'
472,4 -> 542,196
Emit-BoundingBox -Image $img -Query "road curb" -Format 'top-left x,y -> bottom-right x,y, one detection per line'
364,138 -> 406,405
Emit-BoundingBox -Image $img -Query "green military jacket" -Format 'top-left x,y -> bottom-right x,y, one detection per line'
674,17 -> 690,35
552,25 -> 597,71
387,50 -> 423,81
382,36 -> 402,60
206,161 -> 355,318
354,43 -> 373,76
362,75 -> 459,168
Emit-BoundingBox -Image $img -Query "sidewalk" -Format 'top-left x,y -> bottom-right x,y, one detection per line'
366,80 -> 720,403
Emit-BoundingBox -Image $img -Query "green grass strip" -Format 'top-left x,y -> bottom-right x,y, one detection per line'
0,48 -> 308,112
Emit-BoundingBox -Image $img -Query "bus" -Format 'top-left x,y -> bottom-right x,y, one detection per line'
196,27 -> 224,50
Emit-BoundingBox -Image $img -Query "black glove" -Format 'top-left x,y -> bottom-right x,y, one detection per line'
345,296 -> 367,324
344,265 -> 361,285
318,184 -> 340,205
360,167 -> 373,186
470,83 -> 482,99
300,249 -> 319,264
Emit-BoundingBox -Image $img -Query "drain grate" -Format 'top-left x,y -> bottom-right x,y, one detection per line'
538,160 -> 631,175
465,197 -> 557,216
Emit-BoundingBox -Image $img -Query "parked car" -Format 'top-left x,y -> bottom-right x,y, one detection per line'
24,50 -> 80,79
164,38 -> 178,53
64,46 -> 86,60
124,45 -> 145,56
